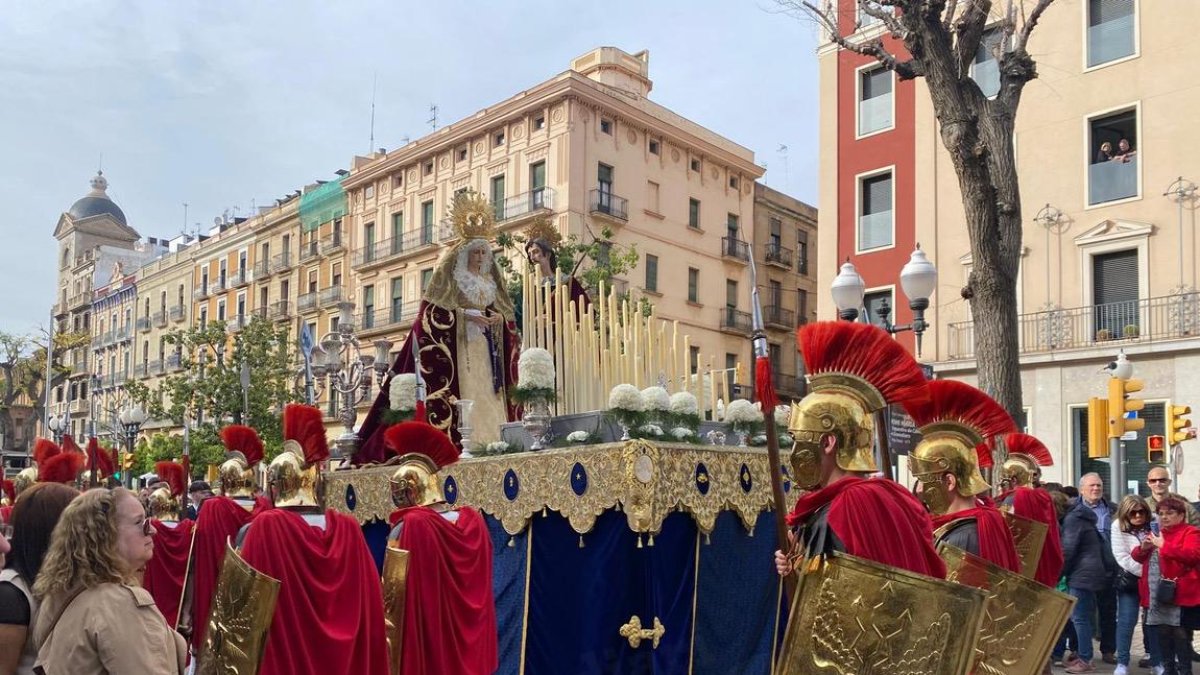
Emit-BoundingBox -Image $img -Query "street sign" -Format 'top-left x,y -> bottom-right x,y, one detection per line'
1121,411 -> 1139,441
1175,445 -> 1186,475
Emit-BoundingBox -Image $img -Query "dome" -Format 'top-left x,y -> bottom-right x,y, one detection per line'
67,172 -> 127,226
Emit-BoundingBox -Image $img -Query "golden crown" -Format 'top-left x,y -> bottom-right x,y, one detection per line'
524,215 -> 562,247
449,190 -> 496,240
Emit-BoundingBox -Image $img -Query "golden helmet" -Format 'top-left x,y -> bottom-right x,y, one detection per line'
268,405 -> 330,509
149,460 -> 187,522
789,322 -> 931,489
13,467 -> 37,497
218,426 -> 265,498
384,421 -> 461,509
994,433 -> 1053,490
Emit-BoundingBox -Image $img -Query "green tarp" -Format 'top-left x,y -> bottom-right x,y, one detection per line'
299,177 -> 347,232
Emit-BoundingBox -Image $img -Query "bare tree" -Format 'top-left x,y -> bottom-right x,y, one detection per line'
779,0 -> 1055,418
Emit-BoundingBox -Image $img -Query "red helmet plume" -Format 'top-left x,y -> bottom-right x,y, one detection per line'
40,452 -> 84,484
220,425 -> 265,467
155,461 -> 186,498
797,321 -> 930,408
2,480 -> 14,502
60,434 -> 82,455
904,380 -> 1017,445
33,438 -> 61,465
87,437 -> 116,477
1003,432 -> 1054,467
384,421 -> 461,470
283,404 -> 330,465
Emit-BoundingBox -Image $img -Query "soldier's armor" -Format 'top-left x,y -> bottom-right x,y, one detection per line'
934,517 -> 980,558
797,504 -> 845,561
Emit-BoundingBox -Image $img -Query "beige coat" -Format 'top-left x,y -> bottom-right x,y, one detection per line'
32,582 -> 186,675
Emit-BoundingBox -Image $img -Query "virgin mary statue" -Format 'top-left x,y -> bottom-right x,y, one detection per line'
354,193 -> 519,464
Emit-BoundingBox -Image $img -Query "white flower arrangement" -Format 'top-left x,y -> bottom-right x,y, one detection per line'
779,433 -> 794,446
750,434 -> 768,446
669,391 -> 699,416
640,386 -> 671,412
671,427 -> 697,441
517,348 -> 556,390
608,384 -> 644,412
389,373 -> 417,412
567,430 -> 591,444
773,404 -> 792,429
725,399 -> 764,426
485,441 -> 511,454
637,424 -> 664,437
688,373 -> 714,411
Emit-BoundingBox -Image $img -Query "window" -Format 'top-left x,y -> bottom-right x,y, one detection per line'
858,66 -> 893,136
307,270 -> 318,293
726,280 -> 738,309
729,176 -> 739,190
769,280 -> 783,309
423,161 -> 433,176
238,250 -> 248,276
331,263 -> 342,288
1088,108 -> 1138,205
458,147 -> 468,162
391,212 -> 403,240
494,131 -> 505,147
971,29 -> 1004,98
859,0 -> 886,28
218,260 -> 227,286
769,218 -> 782,248
217,299 -> 226,322
863,289 -> 893,328
534,116 -> 545,130
1074,401 -> 1159,492
688,267 -> 699,303
236,293 -> 246,319
600,118 -> 613,135
690,158 -> 701,172
491,175 -> 506,220
363,222 -> 376,262
390,278 -> 403,322
199,307 -> 208,328
530,161 -> 547,209
688,198 -> 701,229
646,181 -> 660,213
393,174 -> 403,189
649,139 -> 660,155
689,346 -> 700,374
365,184 -> 375,199
1087,0 -> 1136,68
797,230 -> 810,275
725,353 -> 738,395
421,200 -> 434,244
858,171 -> 894,251
1092,249 -> 1139,338
797,289 -> 809,324
727,213 -> 739,238
597,164 -> 614,211
645,254 -> 659,293
330,316 -> 340,333
421,269 -> 433,293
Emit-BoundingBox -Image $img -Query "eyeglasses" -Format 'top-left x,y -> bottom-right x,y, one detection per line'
1130,510 -> 1150,517
1148,478 -> 1171,484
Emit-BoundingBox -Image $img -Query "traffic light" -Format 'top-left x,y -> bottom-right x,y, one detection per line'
1167,402 -> 1194,445
1108,377 -> 1145,439
122,453 -> 134,470
1148,434 -> 1167,463
1088,397 -> 1110,458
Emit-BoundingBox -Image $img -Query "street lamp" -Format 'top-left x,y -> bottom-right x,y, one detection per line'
47,414 -> 66,444
831,246 -> 939,357
118,405 -> 146,489
831,259 -> 867,322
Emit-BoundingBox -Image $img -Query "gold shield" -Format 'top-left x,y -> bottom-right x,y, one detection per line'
382,544 -> 411,675
938,543 -> 1076,675
1000,511 -> 1048,580
197,542 -> 281,675
777,552 -> 987,675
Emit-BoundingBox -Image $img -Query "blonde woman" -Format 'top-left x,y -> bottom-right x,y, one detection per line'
1111,495 -> 1161,675
31,488 -> 185,674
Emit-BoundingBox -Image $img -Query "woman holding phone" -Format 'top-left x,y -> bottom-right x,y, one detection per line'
1133,496 -> 1200,675
1112,495 -> 1160,675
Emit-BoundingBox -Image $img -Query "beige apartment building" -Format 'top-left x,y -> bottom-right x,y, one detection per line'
342,47 -> 769,400
817,0 -> 1200,489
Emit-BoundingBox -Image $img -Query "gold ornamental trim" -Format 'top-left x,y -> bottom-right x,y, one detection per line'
324,440 -> 796,536
382,545 -> 411,675
196,542 -> 281,675
1001,511 -> 1048,580
618,615 -> 665,649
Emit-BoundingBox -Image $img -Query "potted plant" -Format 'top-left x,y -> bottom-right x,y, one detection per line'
724,399 -> 765,446
512,348 -> 557,450
1096,328 -> 1113,341
607,384 -> 645,440
1123,324 -> 1140,339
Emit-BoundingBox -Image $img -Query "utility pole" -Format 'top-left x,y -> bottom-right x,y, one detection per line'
1106,351 -> 1144,503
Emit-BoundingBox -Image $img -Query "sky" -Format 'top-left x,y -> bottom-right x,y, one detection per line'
0,0 -> 822,337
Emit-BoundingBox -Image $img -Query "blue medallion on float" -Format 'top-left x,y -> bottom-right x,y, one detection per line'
345,484 -> 357,511
444,476 -> 459,505
694,462 -> 710,495
570,462 -> 588,496
739,463 -> 753,493
503,468 -> 520,501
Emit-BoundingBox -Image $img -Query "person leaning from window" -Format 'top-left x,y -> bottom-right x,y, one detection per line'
1111,495 -> 1161,675
31,488 -> 186,675
1133,496 -> 1200,675
1113,138 -> 1137,163
1096,141 -> 1115,163
0,483 -> 78,675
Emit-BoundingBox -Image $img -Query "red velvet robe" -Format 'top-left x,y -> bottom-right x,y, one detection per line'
786,476 -> 946,578
391,506 -> 497,675
931,506 -> 1022,573
1000,486 -> 1065,587
355,301 -> 520,465
144,519 -> 195,629
240,509 -> 388,675
190,496 -> 262,646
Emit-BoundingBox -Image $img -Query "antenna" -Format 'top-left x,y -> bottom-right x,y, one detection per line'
428,104 -> 438,130
98,153 -> 103,174
777,144 -> 789,191
182,203 -> 188,234
369,72 -> 378,154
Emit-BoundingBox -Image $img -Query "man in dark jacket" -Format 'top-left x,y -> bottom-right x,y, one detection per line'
1060,473 -> 1118,672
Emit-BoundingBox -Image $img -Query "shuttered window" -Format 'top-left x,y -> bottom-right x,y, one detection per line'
1092,249 -> 1139,336
1087,0 -> 1136,67
858,173 -> 893,251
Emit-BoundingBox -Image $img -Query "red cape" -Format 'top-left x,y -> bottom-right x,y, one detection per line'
1005,486 -> 1064,587
0,505 -> 11,524
240,509 -> 388,675
786,476 -> 946,578
144,519 -> 195,628
190,496 -> 260,646
932,506 -> 1021,573
394,506 -> 497,675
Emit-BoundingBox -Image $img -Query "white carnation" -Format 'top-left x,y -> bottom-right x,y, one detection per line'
640,386 -> 670,412
389,373 -> 417,411
773,404 -> 791,428
669,392 -> 699,416
779,433 -> 794,445
725,399 -> 764,425
486,441 -> 510,453
517,348 -> 556,390
567,430 -> 590,443
688,373 -> 714,411
671,427 -> 696,440
638,424 -> 664,436
608,384 -> 644,412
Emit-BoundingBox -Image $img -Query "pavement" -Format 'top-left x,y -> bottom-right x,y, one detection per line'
1049,644 -> 1194,673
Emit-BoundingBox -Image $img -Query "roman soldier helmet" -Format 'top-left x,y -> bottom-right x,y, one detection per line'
218,425 -> 265,498
268,404 -> 329,508
84,437 -> 117,487
148,461 -> 187,522
13,438 -> 55,496
384,421 -> 461,508
788,321 -> 930,489
18,438 -> 82,489
1,480 -> 14,507
995,433 -> 1053,489
904,380 -> 1018,514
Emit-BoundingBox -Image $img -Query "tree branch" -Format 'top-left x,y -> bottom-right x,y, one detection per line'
800,0 -> 923,78
1014,0 -> 1054,53
952,0 -> 990,81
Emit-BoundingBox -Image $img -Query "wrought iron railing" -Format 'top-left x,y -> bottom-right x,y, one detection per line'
271,252 -> 293,272
764,243 -> 793,268
721,236 -> 750,262
720,307 -> 753,333
170,305 -> 186,322
137,317 -> 152,332
153,310 -> 168,328
299,240 -> 321,262
764,305 -> 795,329
499,187 -> 555,221
297,292 -> 319,313
357,303 -> 421,333
318,286 -> 344,308
269,300 -> 291,320
353,228 -> 440,268
589,189 -> 628,221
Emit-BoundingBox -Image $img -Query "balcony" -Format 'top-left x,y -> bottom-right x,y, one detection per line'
115,326 -> 132,343
253,260 -> 269,279
68,292 -> 92,310
269,300 -> 292,321
153,310 -> 168,328
297,291 -> 319,314
299,240 -> 321,263
137,317 -> 152,333
149,359 -> 164,375
720,307 -> 753,334
195,284 -> 210,300
1088,157 -> 1138,205
589,189 -> 628,222
764,243 -> 793,269
211,279 -> 226,295
322,232 -> 345,254
167,353 -> 183,371
774,373 -> 806,398
352,228 -> 443,270
170,305 -> 186,322
98,330 -> 114,346
135,362 -> 148,378
764,305 -> 795,330
357,303 -> 420,334
251,306 -> 269,321
497,187 -> 555,223
69,399 -> 88,415
721,236 -> 750,263
231,269 -> 251,287
271,252 -> 293,273
227,315 -> 247,333
946,293 -> 1200,360
318,285 -> 345,309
